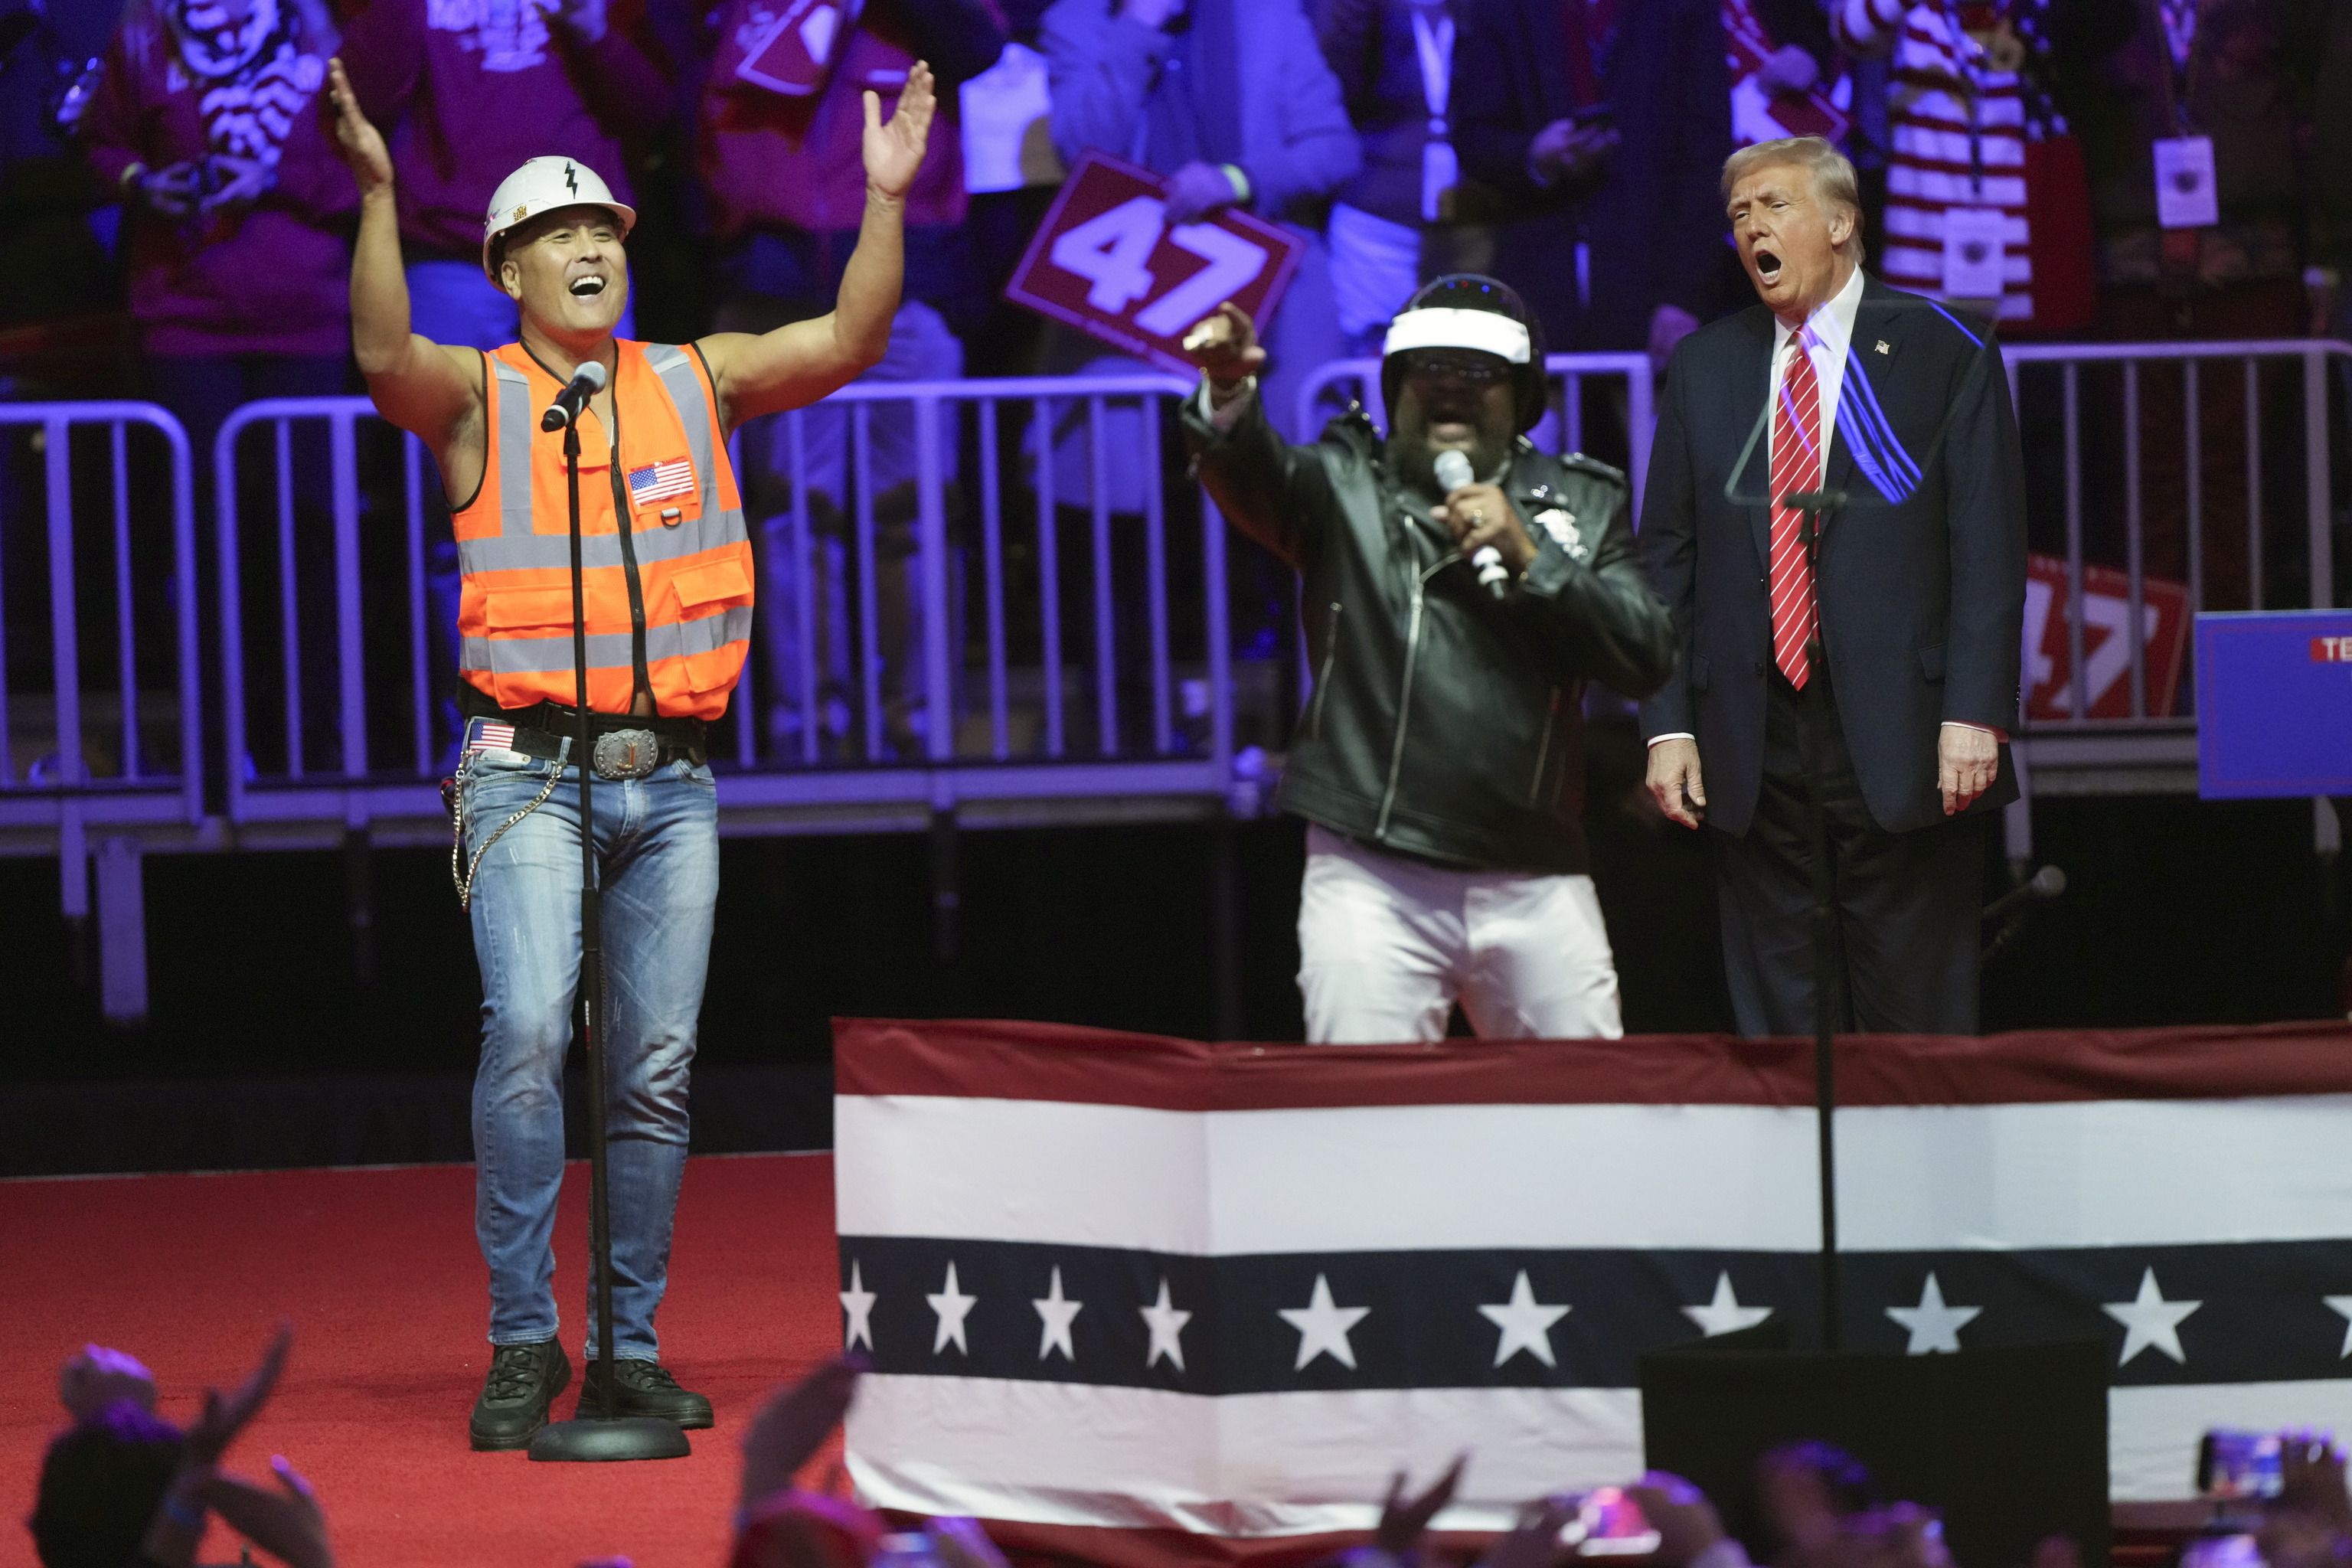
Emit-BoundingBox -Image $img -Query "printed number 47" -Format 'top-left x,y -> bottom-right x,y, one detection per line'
1050,194 -> 1269,338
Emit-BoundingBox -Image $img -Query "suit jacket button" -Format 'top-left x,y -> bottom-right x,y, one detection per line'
1753,660 -> 1766,675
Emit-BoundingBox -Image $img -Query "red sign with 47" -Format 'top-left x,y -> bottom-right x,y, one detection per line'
1003,151 -> 1307,374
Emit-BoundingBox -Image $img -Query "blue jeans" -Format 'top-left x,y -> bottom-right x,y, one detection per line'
460,732 -> 718,1359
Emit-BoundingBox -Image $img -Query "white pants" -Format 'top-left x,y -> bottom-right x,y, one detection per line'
1297,824 -> 1624,1043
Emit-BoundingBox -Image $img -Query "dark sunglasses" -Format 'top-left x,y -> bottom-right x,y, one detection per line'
1400,354 -> 1511,385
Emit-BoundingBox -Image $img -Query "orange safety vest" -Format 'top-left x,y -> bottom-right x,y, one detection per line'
455,340 -> 752,721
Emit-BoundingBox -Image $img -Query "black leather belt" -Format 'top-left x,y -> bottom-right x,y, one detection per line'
463,714 -> 707,779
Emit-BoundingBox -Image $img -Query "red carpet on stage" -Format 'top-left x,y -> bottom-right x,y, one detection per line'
1,1154 -> 844,1568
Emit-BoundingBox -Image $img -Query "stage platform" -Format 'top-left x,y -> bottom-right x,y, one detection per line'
2,1153 -> 842,1568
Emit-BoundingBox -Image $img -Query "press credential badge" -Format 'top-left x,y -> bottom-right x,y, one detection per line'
1941,207 -> 2007,299
2152,136 -> 2219,230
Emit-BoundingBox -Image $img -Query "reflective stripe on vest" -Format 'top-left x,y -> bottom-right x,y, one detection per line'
453,339 -> 753,721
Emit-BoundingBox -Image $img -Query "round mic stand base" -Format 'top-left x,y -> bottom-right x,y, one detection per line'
528,1414 -> 693,1463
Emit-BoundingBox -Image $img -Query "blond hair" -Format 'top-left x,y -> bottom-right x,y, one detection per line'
1722,136 -> 1862,250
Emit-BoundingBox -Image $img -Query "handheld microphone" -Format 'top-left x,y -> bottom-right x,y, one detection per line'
1433,449 -> 1510,601
541,359 -> 609,433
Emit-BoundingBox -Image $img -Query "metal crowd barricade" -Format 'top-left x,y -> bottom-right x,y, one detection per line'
717,371 -> 1233,815
213,397 -> 442,830
212,372 -> 1235,833
2002,340 -> 2344,729
0,400 -> 200,1019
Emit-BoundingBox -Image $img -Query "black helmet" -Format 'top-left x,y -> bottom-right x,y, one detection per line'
1379,273 -> 1550,433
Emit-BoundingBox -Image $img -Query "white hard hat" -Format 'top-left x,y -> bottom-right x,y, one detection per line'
482,157 -> 637,279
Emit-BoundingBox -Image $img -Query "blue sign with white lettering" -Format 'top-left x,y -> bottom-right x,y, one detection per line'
2196,611 -> 2352,798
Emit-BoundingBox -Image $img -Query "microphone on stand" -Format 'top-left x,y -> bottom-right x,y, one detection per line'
1982,863 -> 2066,925
1434,449 -> 1509,601
1981,864 -> 2066,961
541,360 -> 609,433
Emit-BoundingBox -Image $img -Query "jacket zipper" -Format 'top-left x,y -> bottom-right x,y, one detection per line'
1310,602 -> 1342,739
1529,687 -> 1559,804
1374,557 -> 1452,838
606,395 -> 652,709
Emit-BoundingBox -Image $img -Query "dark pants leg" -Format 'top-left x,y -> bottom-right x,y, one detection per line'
1710,669 -> 1984,1037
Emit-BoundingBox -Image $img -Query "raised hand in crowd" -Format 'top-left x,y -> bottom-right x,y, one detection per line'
1375,1455 -> 1468,1560
2261,1434 -> 2352,1568
183,1322 -> 293,1466
1182,301 -> 1267,397
1476,1493 -> 1580,1568
57,1343 -> 157,1419
202,1455 -> 336,1568
740,1354 -> 864,1510
134,1325 -> 296,1568
2277,1434 -> 2352,1533
1629,1471 -> 1733,1567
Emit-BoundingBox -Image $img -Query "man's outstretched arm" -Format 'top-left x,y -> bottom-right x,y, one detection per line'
325,58 -> 478,445
698,63 -> 937,432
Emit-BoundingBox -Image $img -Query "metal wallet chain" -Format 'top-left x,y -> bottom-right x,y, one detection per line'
449,738 -> 571,911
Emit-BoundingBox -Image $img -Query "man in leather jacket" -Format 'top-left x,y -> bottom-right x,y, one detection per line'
1181,274 -> 1674,1041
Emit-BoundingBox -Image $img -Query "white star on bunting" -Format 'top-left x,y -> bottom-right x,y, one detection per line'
1033,1266 -> 1083,1362
926,1261 -> 978,1355
841,1259 -> 877,1352
1280,1273 -> 1371,1371
1684,1272 -> 1774,1337
1140,1277 -> 1192,1372
1478,1270 -> 1571,1368
1886,1272 -> 1982,1354
2327,1296 -> 2352,1358
2102,1267 -> 2200,1365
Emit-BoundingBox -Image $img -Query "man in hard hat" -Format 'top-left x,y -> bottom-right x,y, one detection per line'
322,56 -> 938,1450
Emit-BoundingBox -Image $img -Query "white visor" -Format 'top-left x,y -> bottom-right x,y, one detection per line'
1381,307 -> 1533,365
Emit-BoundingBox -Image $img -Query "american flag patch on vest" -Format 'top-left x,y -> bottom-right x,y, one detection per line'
627,458 -> 695,506
465,721 -> 517,756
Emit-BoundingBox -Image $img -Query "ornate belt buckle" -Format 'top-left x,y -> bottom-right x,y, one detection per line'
592,728 -> 660,780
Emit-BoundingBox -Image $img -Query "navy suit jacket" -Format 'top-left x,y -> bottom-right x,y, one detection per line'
1636,276 -> 2028,837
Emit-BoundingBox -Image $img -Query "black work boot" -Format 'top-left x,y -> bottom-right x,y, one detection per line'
469,1339 -> 570,1451
574,1356 -> 714,1428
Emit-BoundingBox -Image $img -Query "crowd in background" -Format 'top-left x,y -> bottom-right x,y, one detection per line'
31,1334 -> 2352,1568
0,0 -> 2344,761
0,0 -> 2340,418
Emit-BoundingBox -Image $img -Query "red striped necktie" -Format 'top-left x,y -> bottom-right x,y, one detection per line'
1769,339 -> 1826,687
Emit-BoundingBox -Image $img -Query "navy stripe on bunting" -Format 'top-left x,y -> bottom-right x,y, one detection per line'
838,1236 -> 2352,1395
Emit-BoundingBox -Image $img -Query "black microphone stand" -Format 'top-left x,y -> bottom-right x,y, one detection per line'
1790,489 -> 1843,1351
529,387 -> 690,1464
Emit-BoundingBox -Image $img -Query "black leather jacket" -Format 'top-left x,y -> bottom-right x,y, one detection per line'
1184,390 -> 1674,873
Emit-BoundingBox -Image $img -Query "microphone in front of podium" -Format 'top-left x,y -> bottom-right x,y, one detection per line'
542,360 -> 608,433
1434,449 -> 1509,600
1982,864 -> 2066,959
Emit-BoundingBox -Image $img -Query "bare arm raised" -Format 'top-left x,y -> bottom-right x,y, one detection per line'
697,63 -> 937,433
323,58 -> 484,493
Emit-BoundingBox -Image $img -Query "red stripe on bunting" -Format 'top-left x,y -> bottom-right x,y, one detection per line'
831,1018 -> 2352,1112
